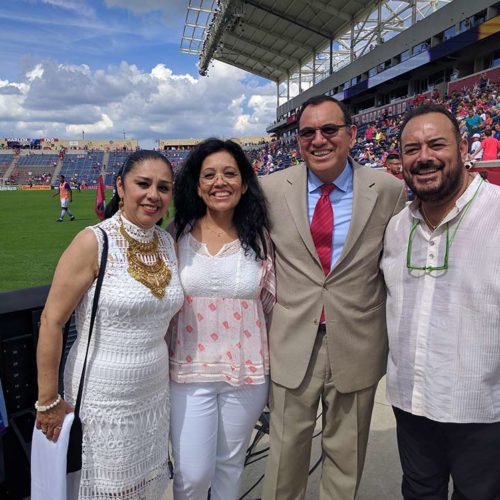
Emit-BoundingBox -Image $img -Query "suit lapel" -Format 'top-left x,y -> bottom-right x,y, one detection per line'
332,162 -> 378,273
281,162 -> 379,275
283,166 -> 322,267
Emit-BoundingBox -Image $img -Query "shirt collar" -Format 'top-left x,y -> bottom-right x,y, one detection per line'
307,160 -> 352,194
409,173 -> 484,223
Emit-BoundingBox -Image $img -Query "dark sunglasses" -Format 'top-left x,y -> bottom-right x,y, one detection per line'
297,124 -> 349,140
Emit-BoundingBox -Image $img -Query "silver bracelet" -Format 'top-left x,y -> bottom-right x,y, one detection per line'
35,393 -> 62,412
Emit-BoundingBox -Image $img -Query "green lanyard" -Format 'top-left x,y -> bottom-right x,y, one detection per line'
406,178 -> 484,272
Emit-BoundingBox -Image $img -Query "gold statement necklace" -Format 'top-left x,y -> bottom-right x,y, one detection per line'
119,218 -> 171,298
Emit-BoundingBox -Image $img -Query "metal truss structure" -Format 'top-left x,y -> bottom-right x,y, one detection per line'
180,0 -> 219,57
180,0 -> 451,106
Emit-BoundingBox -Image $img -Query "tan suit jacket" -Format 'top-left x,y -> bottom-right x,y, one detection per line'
261,161 -> 405,393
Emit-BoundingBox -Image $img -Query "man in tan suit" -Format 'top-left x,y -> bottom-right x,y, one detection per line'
261,95 -> 405,499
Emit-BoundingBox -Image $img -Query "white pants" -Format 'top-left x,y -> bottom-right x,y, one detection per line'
170,379 -> 268,500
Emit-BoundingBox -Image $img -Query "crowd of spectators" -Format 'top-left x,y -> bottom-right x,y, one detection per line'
352,81 -> 500,169
245,137 -> 303,174
2,173 -> 17,185
247,79 -> 500,176
26,172 -> 52,186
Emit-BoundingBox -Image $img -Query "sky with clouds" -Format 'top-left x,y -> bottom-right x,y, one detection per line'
0,0 -> 277,147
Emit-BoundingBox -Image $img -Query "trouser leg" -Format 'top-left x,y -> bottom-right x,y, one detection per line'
319,383 -> 377,500
210,380 -> 269,500
170,381 -> 218,500
262,330 -> 327,500
446,420 -> 500,500
393,407 -> 449,500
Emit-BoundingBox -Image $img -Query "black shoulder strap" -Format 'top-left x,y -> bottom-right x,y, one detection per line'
74,227 -> 108,416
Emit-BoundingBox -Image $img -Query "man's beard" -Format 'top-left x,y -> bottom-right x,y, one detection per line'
404,158 -> 464,202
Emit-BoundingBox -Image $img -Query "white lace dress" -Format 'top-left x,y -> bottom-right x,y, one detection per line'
63,212 -> 184,499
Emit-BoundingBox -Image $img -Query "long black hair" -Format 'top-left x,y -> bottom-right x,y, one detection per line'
174,138 -> 270,260
104,150 -> 174,219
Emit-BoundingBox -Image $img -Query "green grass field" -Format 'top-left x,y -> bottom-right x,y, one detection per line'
0,189 -> 173,292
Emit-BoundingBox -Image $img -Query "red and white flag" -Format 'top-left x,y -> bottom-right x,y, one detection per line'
95,175 -> 106,221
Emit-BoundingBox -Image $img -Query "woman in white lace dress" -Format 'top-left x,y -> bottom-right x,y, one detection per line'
35,150 -> 184,499
168,138 -> 275,500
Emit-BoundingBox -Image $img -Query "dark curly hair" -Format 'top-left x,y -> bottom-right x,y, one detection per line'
174,138 -> 270,260
104,150 -> 173,220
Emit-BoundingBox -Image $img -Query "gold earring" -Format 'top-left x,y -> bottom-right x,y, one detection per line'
119,199 -> 124,210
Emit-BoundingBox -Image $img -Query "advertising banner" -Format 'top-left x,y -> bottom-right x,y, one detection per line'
20,185 -> 51,191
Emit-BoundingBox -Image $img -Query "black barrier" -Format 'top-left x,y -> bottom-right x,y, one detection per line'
0,286 -> 77,499
0,286 -> 48,499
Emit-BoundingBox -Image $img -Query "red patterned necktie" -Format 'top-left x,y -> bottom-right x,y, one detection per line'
311,183 -> 335,322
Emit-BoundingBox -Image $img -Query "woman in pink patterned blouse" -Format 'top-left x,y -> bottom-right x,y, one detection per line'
168,138 -> 275,500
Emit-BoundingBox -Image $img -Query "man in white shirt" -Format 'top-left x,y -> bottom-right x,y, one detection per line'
469,132 -> 482,160
381,103 -> 500,499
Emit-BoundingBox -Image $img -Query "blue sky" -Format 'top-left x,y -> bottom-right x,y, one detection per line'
0,0 -> 276,146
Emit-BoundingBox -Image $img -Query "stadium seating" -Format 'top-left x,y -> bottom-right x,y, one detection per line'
102,150 -> 189,186
14,167 -> 54,186
7,154 -> 58,185
0,154 -> 14,177
16,154 -> 58,168
0,154 -> 14,166
59,152 -> 104,186
162,149 -> 191,174
104,151 -> 130,185
106,151 -> 129,171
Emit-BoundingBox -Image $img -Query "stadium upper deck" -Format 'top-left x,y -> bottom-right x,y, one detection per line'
182,0 -> 499,139
182,0 -> 450,84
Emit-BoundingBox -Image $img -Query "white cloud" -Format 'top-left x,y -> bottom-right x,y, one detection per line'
66,113 -> 114,135
0,81 -> 23,96
41,0 -> 96,17
235,93 -> 276,133
0,59 -> 276,143
26,64 -> 45,81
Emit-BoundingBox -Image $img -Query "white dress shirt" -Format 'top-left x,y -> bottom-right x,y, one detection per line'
381,175 -> 500,423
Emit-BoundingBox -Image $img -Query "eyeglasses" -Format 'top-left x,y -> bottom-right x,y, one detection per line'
297,124 -> 349,141
406,221 -> 449,272
199,171 -> 241,185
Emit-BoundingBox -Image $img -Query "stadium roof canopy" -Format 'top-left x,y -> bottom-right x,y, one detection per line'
181,0 -> 451,83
